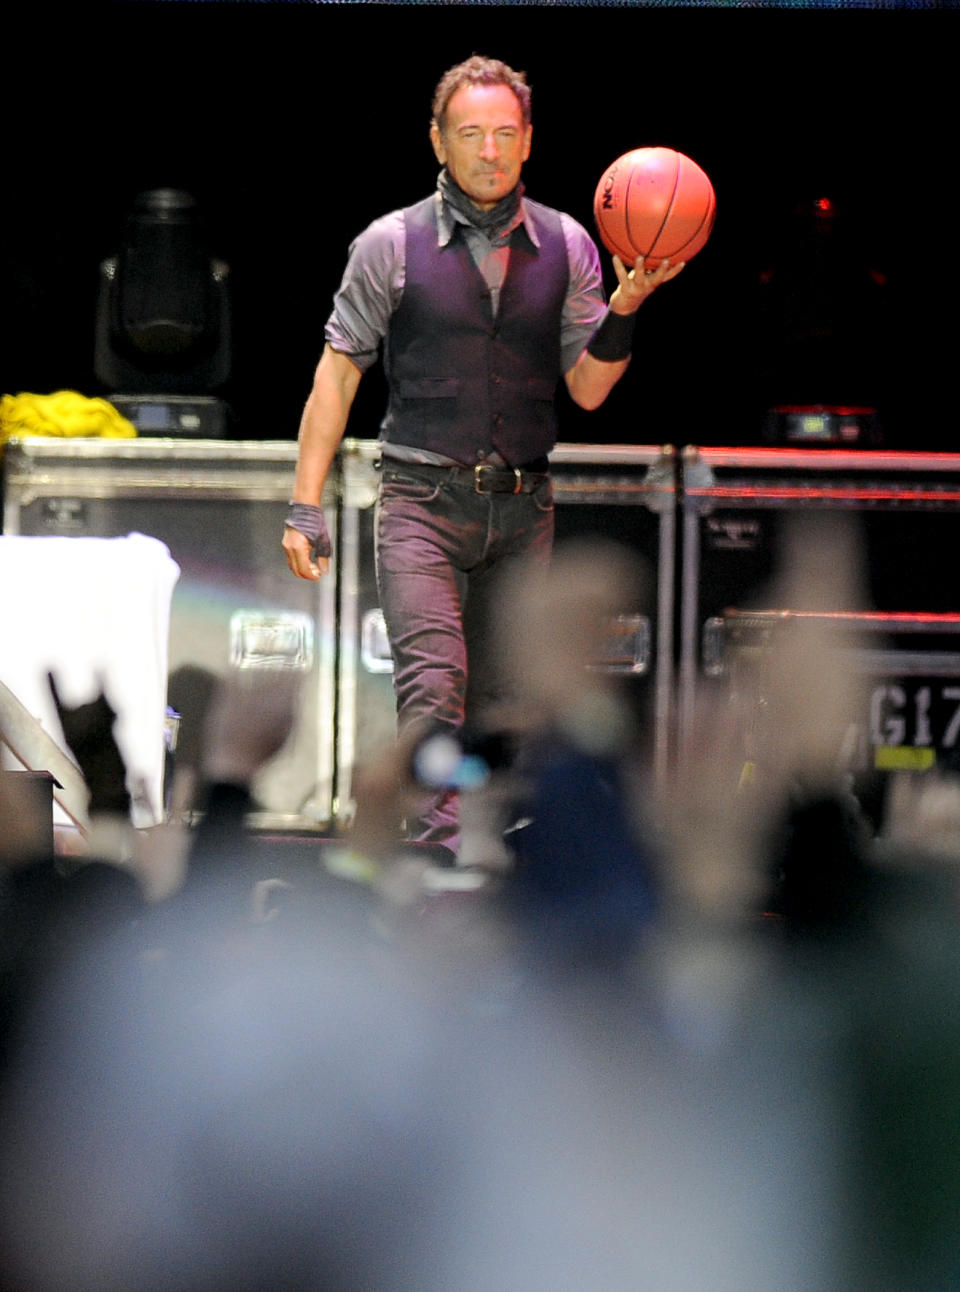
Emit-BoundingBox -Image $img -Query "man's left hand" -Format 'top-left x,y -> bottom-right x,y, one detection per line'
610,253 -> 685,314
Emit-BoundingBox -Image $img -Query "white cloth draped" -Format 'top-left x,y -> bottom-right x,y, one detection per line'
0,534 -> 180,826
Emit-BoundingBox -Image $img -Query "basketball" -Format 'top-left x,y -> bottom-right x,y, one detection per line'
593,146 -> 716,269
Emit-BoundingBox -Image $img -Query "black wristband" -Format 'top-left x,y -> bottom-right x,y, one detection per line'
284,502 -> 332,559
586,308 -> 638,363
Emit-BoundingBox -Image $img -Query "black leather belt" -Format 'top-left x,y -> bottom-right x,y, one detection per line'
385,460 -> 550,495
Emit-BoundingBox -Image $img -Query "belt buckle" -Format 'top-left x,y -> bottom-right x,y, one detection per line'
474,463 -> 496,494
473,463 -> 523,494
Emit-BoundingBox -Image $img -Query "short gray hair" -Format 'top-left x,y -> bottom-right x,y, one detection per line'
431,55 -> 532,136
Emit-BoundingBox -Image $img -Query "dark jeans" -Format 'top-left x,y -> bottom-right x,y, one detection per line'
375,462 -> 554,851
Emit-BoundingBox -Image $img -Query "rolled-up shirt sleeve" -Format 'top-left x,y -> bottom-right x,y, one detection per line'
324,210 -> 405,373
559,213 -> 608,376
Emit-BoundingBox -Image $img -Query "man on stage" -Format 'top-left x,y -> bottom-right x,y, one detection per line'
283,54 -> 683,864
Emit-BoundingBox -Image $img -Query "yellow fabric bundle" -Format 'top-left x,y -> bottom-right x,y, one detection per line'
0,390 -> 137,449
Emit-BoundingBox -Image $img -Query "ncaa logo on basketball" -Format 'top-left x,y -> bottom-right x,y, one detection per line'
601,166 -> 619,210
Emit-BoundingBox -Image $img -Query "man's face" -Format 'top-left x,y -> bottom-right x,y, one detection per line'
430,83 -> 532,211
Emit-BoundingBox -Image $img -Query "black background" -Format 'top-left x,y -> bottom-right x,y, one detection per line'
2,3 -> 954,452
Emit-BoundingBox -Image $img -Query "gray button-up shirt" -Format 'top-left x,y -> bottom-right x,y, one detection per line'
325,189 -> 607,379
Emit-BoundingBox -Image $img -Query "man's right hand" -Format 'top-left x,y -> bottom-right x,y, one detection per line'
284,346 -> 363,580
282,525 -> 328,580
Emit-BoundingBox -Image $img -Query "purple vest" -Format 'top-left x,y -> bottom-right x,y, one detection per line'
381,195 -> 569,465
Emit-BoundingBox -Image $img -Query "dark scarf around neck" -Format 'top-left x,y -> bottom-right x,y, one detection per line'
438,168 -> 524,238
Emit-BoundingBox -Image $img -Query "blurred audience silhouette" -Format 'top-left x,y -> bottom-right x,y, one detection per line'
3,522 -> 960,1288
